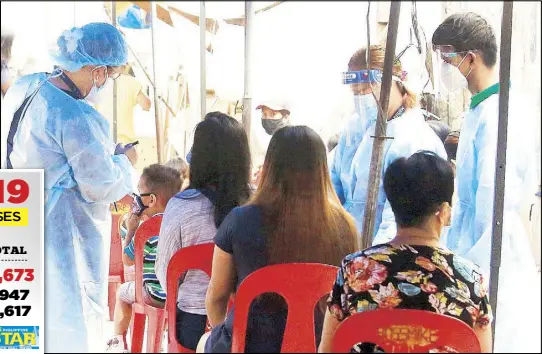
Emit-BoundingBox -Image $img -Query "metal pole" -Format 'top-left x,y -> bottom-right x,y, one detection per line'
242,1 -> 254,140
200,1 -> 207,120
360,2 -> 401,250
111,2 -> 118,144
150,2 -> 163,163
489,0 -> 514,346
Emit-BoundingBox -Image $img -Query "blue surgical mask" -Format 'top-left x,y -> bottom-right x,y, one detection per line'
354,94 -> 378,121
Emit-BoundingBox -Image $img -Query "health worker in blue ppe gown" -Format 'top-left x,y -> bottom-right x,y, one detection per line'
331,45 -> 447,244
432,13 -> 540,353
331,48 -> 378,206
1,23 -> 137,353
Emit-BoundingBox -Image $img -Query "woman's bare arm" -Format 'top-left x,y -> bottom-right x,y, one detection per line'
205,246 -> 236,327
474,324 -> 493,353
318,309 -> 342,353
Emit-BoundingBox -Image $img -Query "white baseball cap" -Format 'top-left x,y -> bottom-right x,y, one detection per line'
255,99 -> 292,113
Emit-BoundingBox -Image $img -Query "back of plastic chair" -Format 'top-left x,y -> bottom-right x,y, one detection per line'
109,194 -> 133,280
133,215 -> 163,304
231,263 -> 338,353
166,243 -> 215,353
332,309 -> 481,353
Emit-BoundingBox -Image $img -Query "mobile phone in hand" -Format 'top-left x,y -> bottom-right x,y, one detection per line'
124,140 -> 140,149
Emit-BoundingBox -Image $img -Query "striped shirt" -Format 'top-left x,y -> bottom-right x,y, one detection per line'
124,214 -> 166,303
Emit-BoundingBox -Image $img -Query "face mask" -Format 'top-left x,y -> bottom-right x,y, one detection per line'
262,117 -> 289,135
439,55 -> 471,94
131,193 -> 149,216
85,67 -> 111,104
353,94 -> 378,121
85,79 -> 111,104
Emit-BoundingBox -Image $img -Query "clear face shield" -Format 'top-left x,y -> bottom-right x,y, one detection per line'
341,69 -> 383,145
432,44 -> 474,100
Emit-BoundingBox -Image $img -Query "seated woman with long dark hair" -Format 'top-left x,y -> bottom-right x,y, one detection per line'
155,112 -> 251,351
198,125 -> 359,353
319,151 -> 493,353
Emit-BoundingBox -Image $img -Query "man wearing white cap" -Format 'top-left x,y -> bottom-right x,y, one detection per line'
251,99 -> 292,184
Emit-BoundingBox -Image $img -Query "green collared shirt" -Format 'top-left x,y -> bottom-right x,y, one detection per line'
469,82 -> 510,109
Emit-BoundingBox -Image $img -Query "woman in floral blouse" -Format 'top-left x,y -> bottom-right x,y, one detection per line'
319,151 -> 493,353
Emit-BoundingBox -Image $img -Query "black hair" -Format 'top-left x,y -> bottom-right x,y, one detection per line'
432,12 -> 498,67
426,120 -> 451,144
327,133 -> 340,152
142,164 -> 182,203
444,131 -> 460,162
384,151 -> 454,227
189,111 -> 251,228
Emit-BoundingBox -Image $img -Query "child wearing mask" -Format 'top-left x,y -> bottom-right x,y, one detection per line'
106,164 -> 183,352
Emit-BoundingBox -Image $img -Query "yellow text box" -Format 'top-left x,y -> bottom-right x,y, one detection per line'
0,208 -> 29,226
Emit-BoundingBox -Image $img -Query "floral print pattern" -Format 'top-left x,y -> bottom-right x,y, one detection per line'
368,283 -> 402,309
328,244 -> 493,353
345,256 -> 388,292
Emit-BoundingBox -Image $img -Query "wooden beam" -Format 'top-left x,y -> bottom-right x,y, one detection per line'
131,1 -> 173,27
109,1 -> 285,29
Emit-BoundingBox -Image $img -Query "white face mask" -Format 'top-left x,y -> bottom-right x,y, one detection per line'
85,77 -> 111,104
353,94 -> 378,121
85,66 -> 110,104
439,55 -> 471,94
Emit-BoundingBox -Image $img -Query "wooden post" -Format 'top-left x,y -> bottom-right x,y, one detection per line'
150,2 -> 163,163
112,1 -> 118,144
200,1 -> 206,120
242,1 -> 254,140
359,1 -> 402,250
489,0 -> 514,347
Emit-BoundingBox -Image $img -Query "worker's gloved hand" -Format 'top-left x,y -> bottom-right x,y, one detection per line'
114,141 -> 139,155
114,143 -> 128,155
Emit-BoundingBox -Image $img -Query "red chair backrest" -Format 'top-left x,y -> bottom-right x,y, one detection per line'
109,195 -> 133,281
166,243 -> 215,353
332,309 -> 481,353
133,214 -> 163,304
231,263 -> 338,353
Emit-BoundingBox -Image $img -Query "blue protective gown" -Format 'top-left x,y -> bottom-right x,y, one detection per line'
331,111 -> 373,205
2,73 -> 134,352
346,108 -> 447,243
443,89 -> 540,353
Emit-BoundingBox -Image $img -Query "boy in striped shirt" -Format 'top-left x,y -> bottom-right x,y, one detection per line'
106,164 -> 183,352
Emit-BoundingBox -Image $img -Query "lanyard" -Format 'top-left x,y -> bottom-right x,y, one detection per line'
388,105 -> 406,122
56,67 -> 84,99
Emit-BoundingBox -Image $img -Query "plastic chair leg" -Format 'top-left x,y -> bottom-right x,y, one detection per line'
108,281 -> 119,322
146,311 -> 166,353
130,311 -> 147,353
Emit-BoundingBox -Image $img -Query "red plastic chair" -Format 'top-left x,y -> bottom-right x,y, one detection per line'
332,309 -> 481,353
108,194 -> 133,321
166,243 -> 215,353
130,215 -> 166,353
231,263 -> 338,353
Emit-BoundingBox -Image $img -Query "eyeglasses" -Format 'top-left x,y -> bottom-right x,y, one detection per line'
439,50 -> 474,59
107,67 -> 121,80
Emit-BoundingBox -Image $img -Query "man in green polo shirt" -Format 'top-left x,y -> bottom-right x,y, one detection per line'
432,12 -> 539,353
